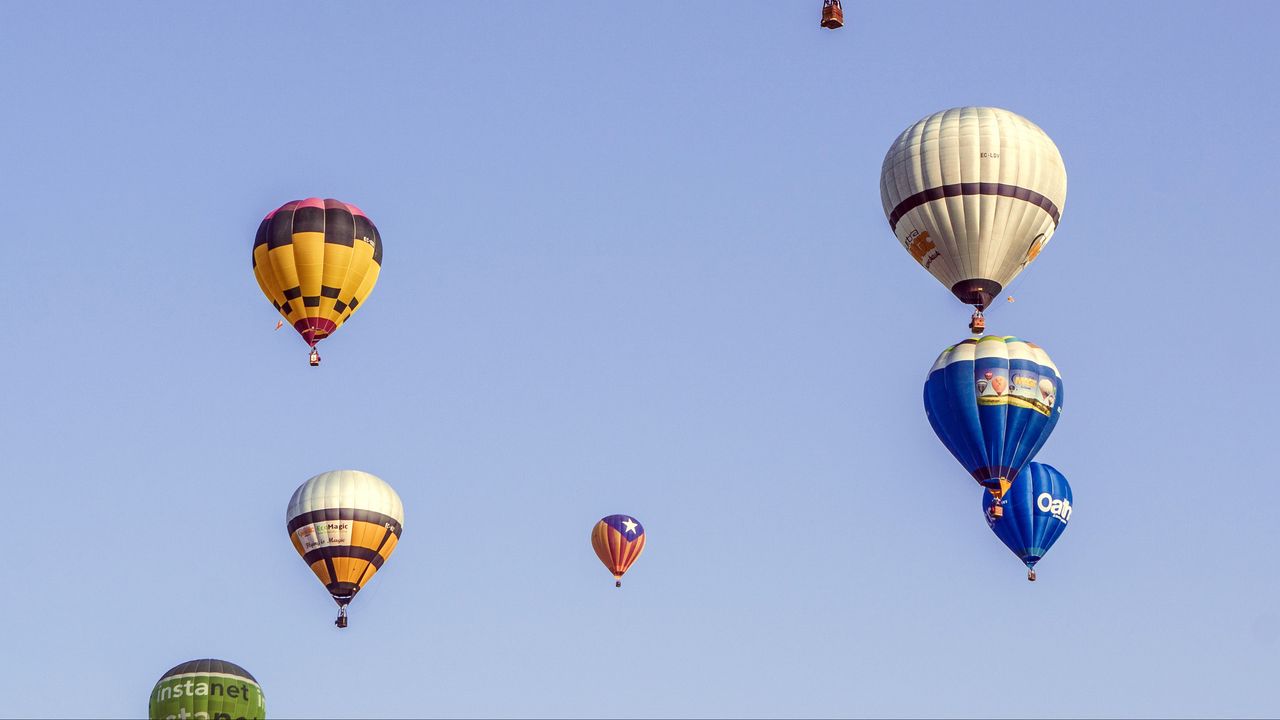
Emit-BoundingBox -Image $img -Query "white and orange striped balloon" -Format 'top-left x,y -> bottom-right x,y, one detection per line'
286,470 -> 404,626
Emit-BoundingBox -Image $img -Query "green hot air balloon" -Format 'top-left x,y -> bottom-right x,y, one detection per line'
149,659 -> 265,720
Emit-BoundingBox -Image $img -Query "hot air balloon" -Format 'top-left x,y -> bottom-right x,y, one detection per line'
983,462 -> 1073,581
880,107 -> 1067,333
924,336 -> 1063,517
286,470 -> 404,628
591,515 -> 645,587
252,198 -> 383,366
149,659 -> 265,720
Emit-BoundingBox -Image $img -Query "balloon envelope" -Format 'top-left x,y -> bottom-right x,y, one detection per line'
149,659 -> 264,720
286,470 -> 404,618
252,198 -> 383,349
924,336 -> 1063,500
591,514 -> 645,583
880,107 -> 1067,310
983,462 -> 1073,570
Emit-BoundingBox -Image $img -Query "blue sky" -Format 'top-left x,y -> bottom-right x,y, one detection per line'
2,2 -> 1278,718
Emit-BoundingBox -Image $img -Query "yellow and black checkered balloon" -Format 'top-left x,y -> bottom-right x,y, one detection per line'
252,198 -> 382,352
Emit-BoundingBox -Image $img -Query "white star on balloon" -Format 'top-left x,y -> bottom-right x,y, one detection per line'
621,518 -> 638,534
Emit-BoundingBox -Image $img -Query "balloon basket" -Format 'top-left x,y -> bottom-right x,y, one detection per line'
1027,568 -> 1036,582
988,503 -> 1003,519
615,580 -> 622,588
820,0 -> 844,29
309,348 -> 321,367
969,310 -> 985,334
335,607 -> 348,628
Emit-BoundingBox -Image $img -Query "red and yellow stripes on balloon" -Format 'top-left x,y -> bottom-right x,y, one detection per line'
252,198 -> 383,348
591,514 -> 645,583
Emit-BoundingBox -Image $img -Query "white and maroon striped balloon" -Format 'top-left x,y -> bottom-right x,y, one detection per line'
880,107 -> 1067,311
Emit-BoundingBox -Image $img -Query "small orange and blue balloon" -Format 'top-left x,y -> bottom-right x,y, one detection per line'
591,515 -> 645,587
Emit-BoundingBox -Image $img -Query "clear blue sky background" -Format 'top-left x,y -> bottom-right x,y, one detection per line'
2,2 -> 1277,718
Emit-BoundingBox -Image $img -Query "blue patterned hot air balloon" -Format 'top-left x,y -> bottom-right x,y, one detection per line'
983,462 -> 1073,580
924,336 -> 1063,514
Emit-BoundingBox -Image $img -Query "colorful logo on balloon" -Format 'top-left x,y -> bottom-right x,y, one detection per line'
991,376 -> 1007,395
1039,377 -> 1055,407
1023,234 -> 1047,265
905,230 -> 940,267
976,369 -> 1009,398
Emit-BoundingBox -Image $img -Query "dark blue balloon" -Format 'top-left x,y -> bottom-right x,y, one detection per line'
924,336 -> 1063,499
983,462 -> 1073,575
